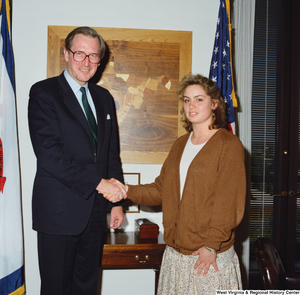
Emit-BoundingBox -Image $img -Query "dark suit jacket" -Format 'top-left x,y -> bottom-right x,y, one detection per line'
28,72 -> 123,235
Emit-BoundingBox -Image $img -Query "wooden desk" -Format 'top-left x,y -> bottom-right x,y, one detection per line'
101,231 -> 166,295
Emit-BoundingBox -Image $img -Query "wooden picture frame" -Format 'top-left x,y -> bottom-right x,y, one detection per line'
47,26 -> 192,164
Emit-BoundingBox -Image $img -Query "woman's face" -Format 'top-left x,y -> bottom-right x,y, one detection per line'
183,84 -> 218,128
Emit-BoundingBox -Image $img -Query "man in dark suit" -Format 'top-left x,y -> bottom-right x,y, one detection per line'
28,26 -> 126,295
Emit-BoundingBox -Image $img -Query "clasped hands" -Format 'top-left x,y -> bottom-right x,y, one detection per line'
96,178 -> 128,203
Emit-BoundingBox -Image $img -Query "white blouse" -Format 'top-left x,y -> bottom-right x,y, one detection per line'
179,132 -> 206,199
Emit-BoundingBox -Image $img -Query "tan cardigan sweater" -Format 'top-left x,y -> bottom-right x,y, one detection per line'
128,128 -> 246,255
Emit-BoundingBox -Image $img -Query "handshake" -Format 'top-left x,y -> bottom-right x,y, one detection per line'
96,178 -> 128,203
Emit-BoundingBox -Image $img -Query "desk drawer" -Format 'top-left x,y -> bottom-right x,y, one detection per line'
101,248 -> 165,269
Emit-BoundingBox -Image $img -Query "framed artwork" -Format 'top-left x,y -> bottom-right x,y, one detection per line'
47,26 -> 192,164
123,173 -> 140,213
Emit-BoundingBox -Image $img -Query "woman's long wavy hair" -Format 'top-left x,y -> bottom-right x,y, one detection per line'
178,74 -> 227,132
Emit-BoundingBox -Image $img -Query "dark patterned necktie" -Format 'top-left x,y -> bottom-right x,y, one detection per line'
80,87 -> 97,157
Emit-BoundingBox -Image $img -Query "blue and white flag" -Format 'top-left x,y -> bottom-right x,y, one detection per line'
209,0 -> 236,133
0,0 -> 24,294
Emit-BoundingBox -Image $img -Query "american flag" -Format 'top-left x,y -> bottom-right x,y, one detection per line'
209,0 -> 236,132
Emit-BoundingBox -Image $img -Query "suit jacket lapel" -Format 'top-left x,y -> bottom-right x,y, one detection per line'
58,74 -> 95,147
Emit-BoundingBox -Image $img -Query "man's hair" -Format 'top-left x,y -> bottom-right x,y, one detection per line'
65,26 -> 106,59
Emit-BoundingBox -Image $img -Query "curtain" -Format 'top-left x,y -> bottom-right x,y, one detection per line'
231,0 -> 256,288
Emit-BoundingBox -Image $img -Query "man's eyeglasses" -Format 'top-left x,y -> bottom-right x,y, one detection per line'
69,49 -> 101,64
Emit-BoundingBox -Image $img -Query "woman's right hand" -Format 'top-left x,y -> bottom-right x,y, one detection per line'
98,178 -> 127,203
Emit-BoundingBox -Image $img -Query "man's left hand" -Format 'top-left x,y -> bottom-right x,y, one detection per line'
110,206 -> 125,229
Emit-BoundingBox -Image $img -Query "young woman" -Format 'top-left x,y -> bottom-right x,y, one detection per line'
108,74 -> 246,294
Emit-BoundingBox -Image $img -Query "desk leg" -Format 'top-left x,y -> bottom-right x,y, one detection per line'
153,267 -> 160,295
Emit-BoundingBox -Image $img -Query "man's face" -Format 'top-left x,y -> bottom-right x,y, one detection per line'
64,34 -> 100,86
